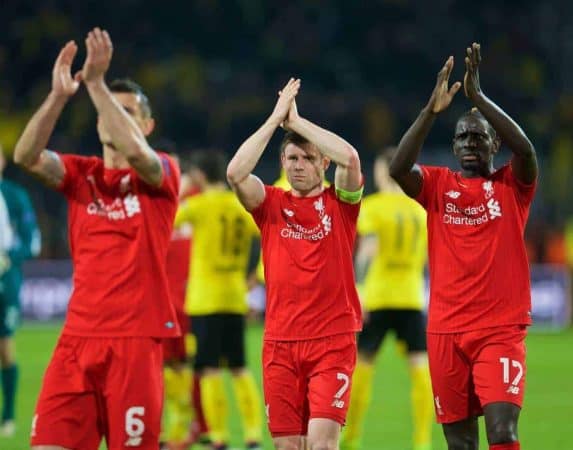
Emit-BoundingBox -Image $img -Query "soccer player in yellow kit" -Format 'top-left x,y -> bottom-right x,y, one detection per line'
342,147 -> 433,450
174,150 -> 263,450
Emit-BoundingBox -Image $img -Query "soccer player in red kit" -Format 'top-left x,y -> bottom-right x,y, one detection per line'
227,78 -> 363,450
389,43 -> 537,450
14,29 -> 180,450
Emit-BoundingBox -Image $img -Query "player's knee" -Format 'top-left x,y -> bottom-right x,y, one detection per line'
272,436 -> 302,450
486,418 -> 518,444
443,429 -> 478,450
308,438 -> 338,450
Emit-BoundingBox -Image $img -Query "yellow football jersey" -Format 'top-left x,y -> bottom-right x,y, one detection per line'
358,192 -> 427,310
175,189 -> 259,315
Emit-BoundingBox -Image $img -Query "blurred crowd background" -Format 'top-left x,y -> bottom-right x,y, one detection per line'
2,0 -> 573,266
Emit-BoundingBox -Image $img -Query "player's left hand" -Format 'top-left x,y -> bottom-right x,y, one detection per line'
464,42 -> 483,100
79,27 -> 113,84
282,98 -> 301,130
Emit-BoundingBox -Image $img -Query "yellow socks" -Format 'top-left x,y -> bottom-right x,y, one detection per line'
162,365 -> 192,444
341,360 -> 375,450
201,372 -> 229,445
231,371 -> 263,444
410,362 -> 433,450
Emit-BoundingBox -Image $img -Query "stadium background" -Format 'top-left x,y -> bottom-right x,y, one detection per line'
1,1 -> 572,448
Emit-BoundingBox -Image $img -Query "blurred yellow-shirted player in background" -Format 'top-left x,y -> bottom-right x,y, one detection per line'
341,147 -> 433,450
174,150 -> 263,450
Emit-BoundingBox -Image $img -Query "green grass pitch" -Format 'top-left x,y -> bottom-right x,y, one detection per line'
2,322 -> 572,449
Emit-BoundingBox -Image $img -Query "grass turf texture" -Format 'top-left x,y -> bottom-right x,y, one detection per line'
3,322 -> 572,449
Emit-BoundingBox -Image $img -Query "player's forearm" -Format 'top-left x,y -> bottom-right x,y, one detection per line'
390,107 -> 435,178
227,117 -> 279,185
85,80 -> 149,159
13,91 -> 68,168
288,117 -> 359,168
472,93 -> 535,158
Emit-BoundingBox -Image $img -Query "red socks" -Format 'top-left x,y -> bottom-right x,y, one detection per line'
490,443 -> 520,450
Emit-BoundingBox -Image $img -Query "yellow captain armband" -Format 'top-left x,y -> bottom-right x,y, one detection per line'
335,185 -> 364,204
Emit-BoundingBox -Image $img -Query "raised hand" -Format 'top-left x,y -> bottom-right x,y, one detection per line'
51,41 -> 81,98
464,42 -> 482,100
79,27 -> 113,84
270,78 -> 301,126
283,97 -> 300,130
427,56 -> 461,114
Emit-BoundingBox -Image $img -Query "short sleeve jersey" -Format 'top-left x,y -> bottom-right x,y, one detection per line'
416,163 -> 536,333
174,190 -> 259,315
251,185 -> 362,340
358,192 -> 427,311
57,152 -> 180,337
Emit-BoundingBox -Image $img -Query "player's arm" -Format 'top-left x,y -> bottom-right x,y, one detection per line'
13,41 -> 81,188
390,56 -> 462,198
81,28 -> 163,187
227,78 -> 301,211
285,99 -> 361,193
464,42 -> 537,185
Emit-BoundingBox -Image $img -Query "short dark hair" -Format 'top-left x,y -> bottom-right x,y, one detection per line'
457,107 -> 496,137
109,78 -> 152,118
279,131 -> 311,154
189,150 -> 227,183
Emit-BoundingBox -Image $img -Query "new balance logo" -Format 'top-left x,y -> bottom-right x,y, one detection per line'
445,190 -> 461,199
487,198 -> 502,219
506,385 -> 520,395
283,208 -> 294,217
331,399 -> 345,409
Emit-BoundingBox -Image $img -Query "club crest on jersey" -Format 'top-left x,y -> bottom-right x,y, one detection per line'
120,174 -> 132,193
445,190 -> 461,199
314,197 -> 325,217
482,180 -> 494,199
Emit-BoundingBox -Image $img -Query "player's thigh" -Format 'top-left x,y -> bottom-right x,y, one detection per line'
306,333 -> 356,425
427,333 -> 481,424
263,340 -> 309,437
191,314 -> 224,369
472,325 -> 527,408
356,309 -> 390,357
31,336 -> 101,450
105,337 -> 164,450
221,313 -> 246,368
394,309 -> 427,354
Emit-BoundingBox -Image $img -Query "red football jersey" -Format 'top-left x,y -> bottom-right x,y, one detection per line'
251,185 -> 362,340
57,153 -> 180,337
416,163 -> 536,333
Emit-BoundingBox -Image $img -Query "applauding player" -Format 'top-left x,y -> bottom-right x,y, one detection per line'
227,78 -> 363,450
14,29 -> 180,449
390,44 -> 537,450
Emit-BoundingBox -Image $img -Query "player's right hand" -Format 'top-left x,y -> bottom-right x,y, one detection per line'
270,78 -> 301,127
51,41 -> 81,98
427,56 -> 461,114
79,27 -> 113,84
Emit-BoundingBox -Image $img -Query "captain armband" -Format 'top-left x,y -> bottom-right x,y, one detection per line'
335,185 -> 364,204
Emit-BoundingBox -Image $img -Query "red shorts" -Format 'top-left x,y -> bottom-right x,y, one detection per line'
427,325 -> 527,424
262,333 -> 356,437
31,334 -> 164,450
162,310 -> 189,362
